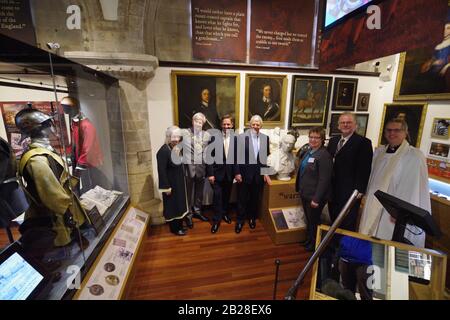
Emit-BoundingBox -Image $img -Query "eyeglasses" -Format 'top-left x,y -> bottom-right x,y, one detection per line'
385,128 -> 404,133
309,136 -> 322,140
338,121 -> 354,125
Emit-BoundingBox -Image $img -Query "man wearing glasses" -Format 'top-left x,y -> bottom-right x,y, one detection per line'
327,112 -> 373,232
359,118 -> 430,248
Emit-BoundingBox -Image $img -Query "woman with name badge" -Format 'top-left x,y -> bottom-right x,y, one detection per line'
295,127 -> 333,252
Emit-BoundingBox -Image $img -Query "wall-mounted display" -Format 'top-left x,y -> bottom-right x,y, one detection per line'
0,101 -> 69,157
328,113 -> 341,137
171,71 -> 240,130
245,74 -> 287,128
355,113 -> 369,137
394,50 -> 450,101
394,4 -> 450,102
191,0 -> 247,63
431,118 -> 450,139
250,0 -> 317,66
356,92 -> 370,111
289,75 -> 332,128
427,158 -> 450,181
378,102 -> 428,148
429,142 -> 449,158
331,78 -> 358,111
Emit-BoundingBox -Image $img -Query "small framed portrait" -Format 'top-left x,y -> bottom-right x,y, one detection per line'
355,114 -> 369,137
328,113 -> 342,137
245,74 -> 287,128
378,102 -> 428,147
331,77 -> 358,111
429,142 -> 450,158
431,118 -> 450,139
171,71 -> 240,130
289,75 -> 333,128
356,93 -> 370,111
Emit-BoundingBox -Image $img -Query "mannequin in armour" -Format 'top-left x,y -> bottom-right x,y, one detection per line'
267,134 -> 296,181
15,108 -> 90,259
61,96 -> 104,194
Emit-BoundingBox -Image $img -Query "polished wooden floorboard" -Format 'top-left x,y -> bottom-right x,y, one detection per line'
126,211 -> 313,300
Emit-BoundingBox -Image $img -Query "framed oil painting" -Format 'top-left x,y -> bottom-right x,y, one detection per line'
355,113 -> 369,137
356,93 -> 370,111
289,75 -> 332,128
245,74 -> 287,128
429,142 -> 449,158
378,102 -> 428,148
331,77 -> 358,111
431,118 -> 450,139
171,71 -> 240,130
328,113 -> 341,137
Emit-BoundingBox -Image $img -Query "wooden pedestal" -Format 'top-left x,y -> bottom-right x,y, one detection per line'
260,178 -> 306,245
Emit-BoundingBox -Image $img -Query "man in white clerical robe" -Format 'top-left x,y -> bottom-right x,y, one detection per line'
359,119 -> 430,248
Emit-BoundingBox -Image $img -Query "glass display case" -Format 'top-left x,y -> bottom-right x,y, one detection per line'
310,225 -> 447,300
0,34 -> 130,299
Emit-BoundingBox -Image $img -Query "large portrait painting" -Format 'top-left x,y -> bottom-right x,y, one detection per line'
245,74 -> 287,128
394,7 -> 450,101
378,103 -> 428,148
289,75 -> 332,128
171,71 -> 240,130
331,77 -> 358,111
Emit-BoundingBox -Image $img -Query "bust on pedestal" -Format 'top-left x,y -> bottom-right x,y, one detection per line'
267,134 -> 296,181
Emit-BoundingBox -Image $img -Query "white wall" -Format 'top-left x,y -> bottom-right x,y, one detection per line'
146,66 -> 384,199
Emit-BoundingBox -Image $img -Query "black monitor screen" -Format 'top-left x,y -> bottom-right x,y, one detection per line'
0,251 -> 44,300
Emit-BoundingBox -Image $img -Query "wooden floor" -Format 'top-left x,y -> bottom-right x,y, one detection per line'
125,211 -> 313,300
0,211 -> 313,300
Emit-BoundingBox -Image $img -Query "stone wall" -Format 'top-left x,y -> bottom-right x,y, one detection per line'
31,0 -> 165,224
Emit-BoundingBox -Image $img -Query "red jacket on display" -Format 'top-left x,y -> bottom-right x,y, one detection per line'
72,118 -> 103,168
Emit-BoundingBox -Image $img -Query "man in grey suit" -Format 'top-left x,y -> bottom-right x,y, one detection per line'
182,113 -> 210,227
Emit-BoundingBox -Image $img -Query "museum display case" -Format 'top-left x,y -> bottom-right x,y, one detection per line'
0,34 -> 130,299
309,225 -> 447,300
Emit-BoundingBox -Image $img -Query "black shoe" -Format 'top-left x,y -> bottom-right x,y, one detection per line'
193,213 -> 209,222
173,229 -> 187,236
185,215 -> 194,229
235,223 -> 243,234
249,219 -> 256,229
223,215 -> 232,224
211,223 -> 220,234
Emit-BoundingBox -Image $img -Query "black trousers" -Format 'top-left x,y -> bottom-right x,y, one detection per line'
212,177 -> 233,224
338,259 -> 373,300
301,197 -> 325,245
168,218 -> 183,233
329,198 -> 362,232
186,175 -> 205,215
237,175 -> 264,224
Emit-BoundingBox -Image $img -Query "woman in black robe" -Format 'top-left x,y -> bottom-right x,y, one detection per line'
157,126 -> 189,236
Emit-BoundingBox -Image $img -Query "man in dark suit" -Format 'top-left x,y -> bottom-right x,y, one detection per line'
206,115 -> 236,233
234,115 -> 272,233
327,113 -> 373,231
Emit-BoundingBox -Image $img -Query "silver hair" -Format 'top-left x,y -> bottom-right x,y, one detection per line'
249,114 -> 263,125
192,112 -> 206,124
165,125 -> 181,144
338,112 -> 356,123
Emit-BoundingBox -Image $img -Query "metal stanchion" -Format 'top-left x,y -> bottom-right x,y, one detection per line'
273,259 -> 281,300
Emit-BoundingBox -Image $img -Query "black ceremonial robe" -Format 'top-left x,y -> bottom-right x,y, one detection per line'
156,144 -> 189,221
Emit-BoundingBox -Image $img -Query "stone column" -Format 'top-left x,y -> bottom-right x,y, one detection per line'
64,51 -> 164,225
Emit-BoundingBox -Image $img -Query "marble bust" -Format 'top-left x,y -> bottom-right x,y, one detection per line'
267,134 -> 296,181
